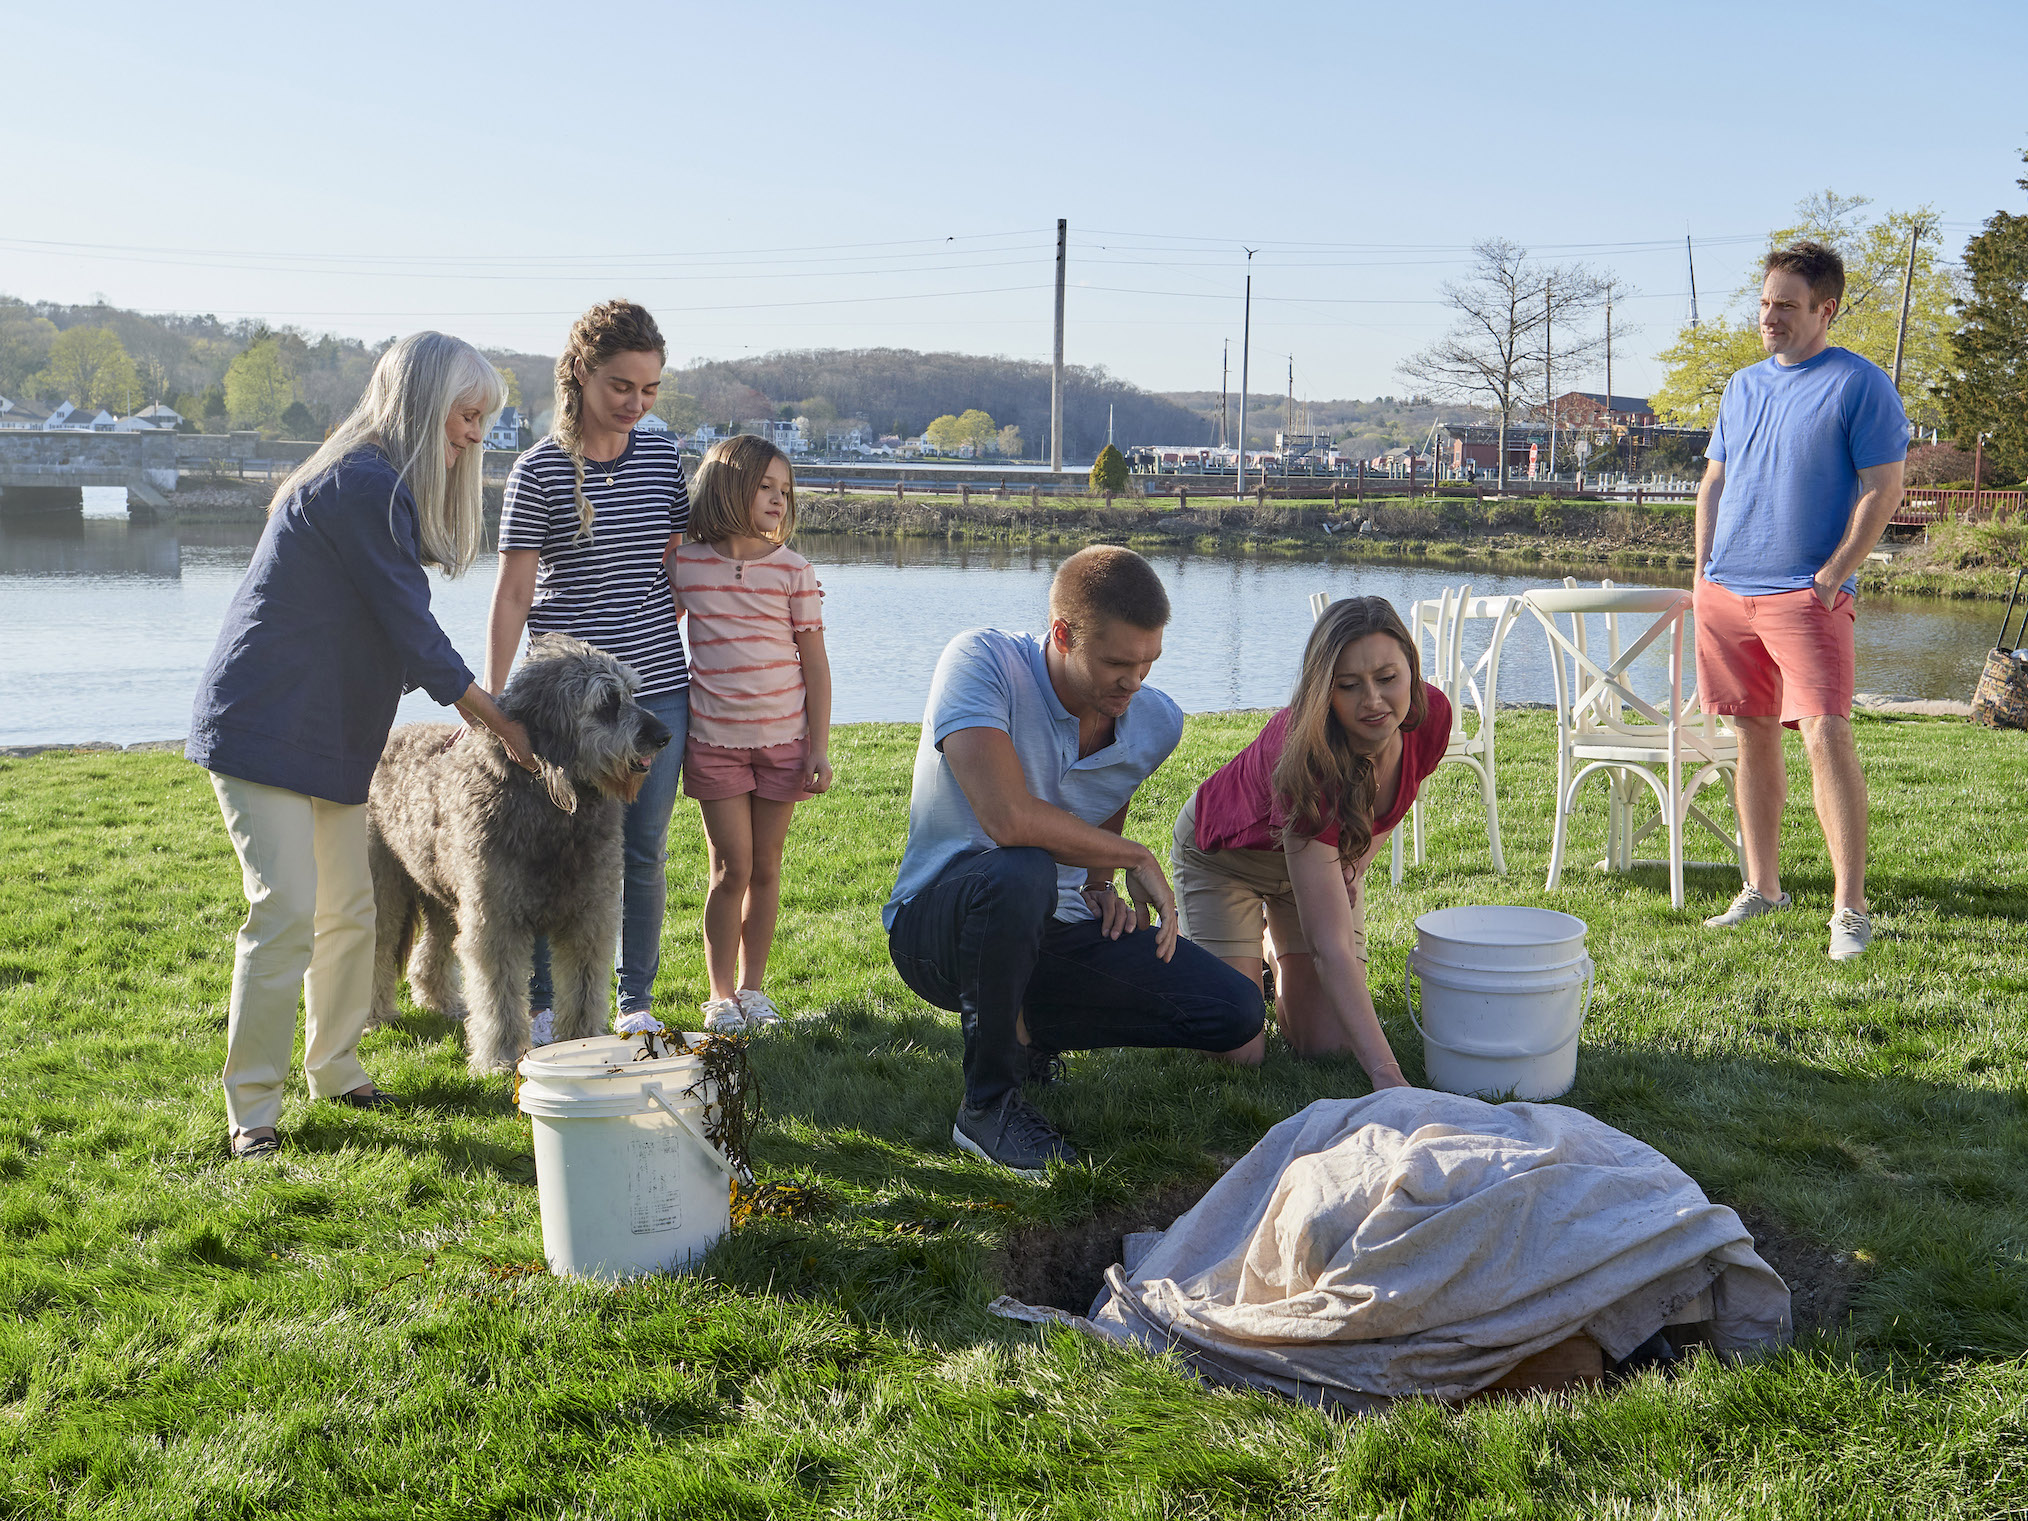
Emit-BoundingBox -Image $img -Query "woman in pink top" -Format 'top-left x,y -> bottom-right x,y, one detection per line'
1171,597 -> 1450,1085
668,435 -> 832,1033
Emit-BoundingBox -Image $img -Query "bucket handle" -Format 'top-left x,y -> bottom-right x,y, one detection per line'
1403,956 -> 1595,1060
643,1083 -> 740,1182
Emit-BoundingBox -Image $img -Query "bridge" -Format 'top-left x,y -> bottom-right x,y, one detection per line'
0,430 -> 322,518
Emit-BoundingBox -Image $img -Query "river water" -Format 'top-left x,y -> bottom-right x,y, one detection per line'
0,494 -> 1997,748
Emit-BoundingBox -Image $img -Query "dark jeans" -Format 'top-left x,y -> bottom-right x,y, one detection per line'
887,846 -> 1265,1109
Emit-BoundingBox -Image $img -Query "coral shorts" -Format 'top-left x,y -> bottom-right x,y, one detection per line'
1693,579 -> 1856,728
682,735 -> 813,803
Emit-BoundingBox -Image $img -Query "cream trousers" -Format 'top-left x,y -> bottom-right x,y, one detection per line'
210,773 -> 376,1134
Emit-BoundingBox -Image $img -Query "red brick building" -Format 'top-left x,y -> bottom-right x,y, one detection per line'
1531,392 -> 1657,430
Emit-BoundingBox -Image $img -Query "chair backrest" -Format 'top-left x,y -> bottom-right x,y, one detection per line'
1522,582 -> 1701,746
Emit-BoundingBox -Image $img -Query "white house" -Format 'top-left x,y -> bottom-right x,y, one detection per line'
633,411 -> 668,434
0,399 -> 55,430
113,403 -> 184,432
48,402 -> 118,431
485,405 -> 522,450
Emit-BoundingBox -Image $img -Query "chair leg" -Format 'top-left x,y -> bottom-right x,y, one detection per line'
1481,761 -> 1506,876
1668,763 -> 1686,911
1412,798 -> 1425,867
1546,776 -> 1574,891
1391,823 -> 1403,886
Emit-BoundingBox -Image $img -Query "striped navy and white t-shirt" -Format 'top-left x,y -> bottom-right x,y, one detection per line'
498,431 -> 691,697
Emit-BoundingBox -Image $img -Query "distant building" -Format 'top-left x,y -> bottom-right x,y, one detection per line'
1531,392 -> 1657,430
1435,422 -> 1552,474
633,411 -> 667,434
825,424 -> 870,454
0,396 -> 52,430
113,403 -> 184,432
485,405 -> 523,450
48,402 -> 117,431
688,424 -> 721,453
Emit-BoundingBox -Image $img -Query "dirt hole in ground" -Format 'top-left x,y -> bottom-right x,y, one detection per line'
995,1188 -> 1867,1338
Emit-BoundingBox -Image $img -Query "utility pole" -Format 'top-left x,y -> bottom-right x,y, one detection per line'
1686,233 -> 1700,330
1107,403 -> 1114,447
1220,339 -> 1229,449
1891,215 -> 1932,392
1604,281 -> 1616,472
1051,218 -> 1066,472
1236,247 -> 1256,500
1544,277 -> 1556,479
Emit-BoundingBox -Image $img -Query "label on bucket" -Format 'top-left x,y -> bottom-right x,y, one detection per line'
629,1127 -> 689,1236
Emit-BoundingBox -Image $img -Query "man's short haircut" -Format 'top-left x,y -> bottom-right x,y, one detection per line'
1049,545 -> 1171,641
1763,240 -> 1846,310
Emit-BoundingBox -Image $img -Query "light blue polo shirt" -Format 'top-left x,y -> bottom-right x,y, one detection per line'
883,628 -> 1185,930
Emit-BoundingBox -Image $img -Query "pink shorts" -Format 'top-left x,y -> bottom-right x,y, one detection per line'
683,735 -> 813,802
1693,579 -> 1856,728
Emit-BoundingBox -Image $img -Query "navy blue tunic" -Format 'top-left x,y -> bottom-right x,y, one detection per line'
187,447 -> 476,804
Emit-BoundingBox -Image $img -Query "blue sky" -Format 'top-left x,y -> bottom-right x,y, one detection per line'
4,0 -> 2023,401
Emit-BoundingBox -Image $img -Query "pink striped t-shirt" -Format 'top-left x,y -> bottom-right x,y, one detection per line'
670,540 -> 824,749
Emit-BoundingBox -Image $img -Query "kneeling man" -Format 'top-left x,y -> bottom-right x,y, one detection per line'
885,546 -> 1265,1174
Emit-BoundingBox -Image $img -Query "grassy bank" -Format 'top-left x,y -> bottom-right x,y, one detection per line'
3,711 -> 2027,1516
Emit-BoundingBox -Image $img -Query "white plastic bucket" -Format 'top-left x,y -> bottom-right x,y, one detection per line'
1404,907 -> 1594,1101
516,1033 -> 736,1280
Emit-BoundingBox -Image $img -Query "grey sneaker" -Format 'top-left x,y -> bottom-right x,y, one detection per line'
952,1089 -> 1077,1176
1828,908 -> 1873,961
1703,885 -> 1793,928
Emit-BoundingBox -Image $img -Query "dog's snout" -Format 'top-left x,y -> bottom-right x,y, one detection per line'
641,711 -> 673,751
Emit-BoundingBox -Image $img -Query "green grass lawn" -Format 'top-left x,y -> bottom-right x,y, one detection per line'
3,712 -> 2026,1518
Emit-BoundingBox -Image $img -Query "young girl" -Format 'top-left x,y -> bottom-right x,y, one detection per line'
489,300 -> 691,1040
1170,596 -> 1452,1088
188,332 -> 538,1158
669,435 -> 832,1033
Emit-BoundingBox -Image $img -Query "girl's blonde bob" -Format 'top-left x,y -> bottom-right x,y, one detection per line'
267,331 -> 504,576
1271,596 -> 1430,864
688,433 -> 797,546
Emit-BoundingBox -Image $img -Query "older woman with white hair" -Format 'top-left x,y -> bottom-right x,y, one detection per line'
188,331 -> 539,1160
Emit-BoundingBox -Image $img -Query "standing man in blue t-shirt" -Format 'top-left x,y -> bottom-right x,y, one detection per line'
1693,240 -> 1908,960
884,547 -> 1265,1175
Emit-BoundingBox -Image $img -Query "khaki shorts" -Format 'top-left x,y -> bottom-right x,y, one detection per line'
1170,795 -> 1366,965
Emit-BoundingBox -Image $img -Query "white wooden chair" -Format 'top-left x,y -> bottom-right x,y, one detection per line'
1309,588 -> 1520,884
1518,580 -> 1742,910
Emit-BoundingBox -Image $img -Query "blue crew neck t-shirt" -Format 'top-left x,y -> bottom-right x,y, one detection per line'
1703,346 -> 1908,597
883,628 -> 1184,931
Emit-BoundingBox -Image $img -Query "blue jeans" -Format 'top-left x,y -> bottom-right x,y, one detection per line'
531,686 -> 690,1015
886,846 -> 1265,1110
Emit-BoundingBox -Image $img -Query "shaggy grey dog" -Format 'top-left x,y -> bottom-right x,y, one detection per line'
367,634 -> 674,1074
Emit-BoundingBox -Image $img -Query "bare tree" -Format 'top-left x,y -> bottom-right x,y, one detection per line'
1398,240 -> 1549,490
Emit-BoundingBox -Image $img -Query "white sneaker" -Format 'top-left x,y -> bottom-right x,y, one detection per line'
615,1009 -> 665,1036
1828,908 -> 1873,961
735,988 -> 785,1028
700,997 -> 747,1035
528,1009 -> 555,1046
1703,885 -> 1793,928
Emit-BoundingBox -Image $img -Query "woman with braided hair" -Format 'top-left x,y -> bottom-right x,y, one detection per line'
1170,596 -> 1451,1087
486,299 -> 696,1040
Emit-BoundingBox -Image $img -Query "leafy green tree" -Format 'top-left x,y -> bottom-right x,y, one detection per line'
654,386 -> 703,432
956,408 -> 997,454
997,423 -> 1023,458
200,385 -> 228,427
1090,443 -> 1129,498
279,400 -> 319,438
1653,192 -> 1956,428
225,338 -> 297,431
923,413 -> 966,453
1649,322 -> 1765,425
37,326 -> 140,411
0,301 -> 58,397
1940,150 -> 2028,485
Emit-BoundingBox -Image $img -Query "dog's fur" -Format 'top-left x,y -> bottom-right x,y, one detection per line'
366,634 -> 673,1074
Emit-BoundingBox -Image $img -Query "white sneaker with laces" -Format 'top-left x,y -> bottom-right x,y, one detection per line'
1703,885 -> 1793,929
1828,908 -> 1873,961
700,997 -> 747,1035
528,1009 -> 555,1046
615,1009 -> 665,1036
735,988 -> 785,1028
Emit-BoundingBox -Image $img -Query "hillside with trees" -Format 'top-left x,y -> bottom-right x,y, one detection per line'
665,349 -> 1207,458
1156,390 -> 1467,458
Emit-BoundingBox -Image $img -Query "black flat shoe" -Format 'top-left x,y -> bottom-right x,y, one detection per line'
230,1132 -> 280,1159
334,1089 -> 402,1110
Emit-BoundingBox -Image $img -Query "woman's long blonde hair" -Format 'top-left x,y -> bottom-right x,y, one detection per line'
688,434 -> 797,546
268,331 -> 503,576
1271,596 -> 1429,865
551,299 -> 666,542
